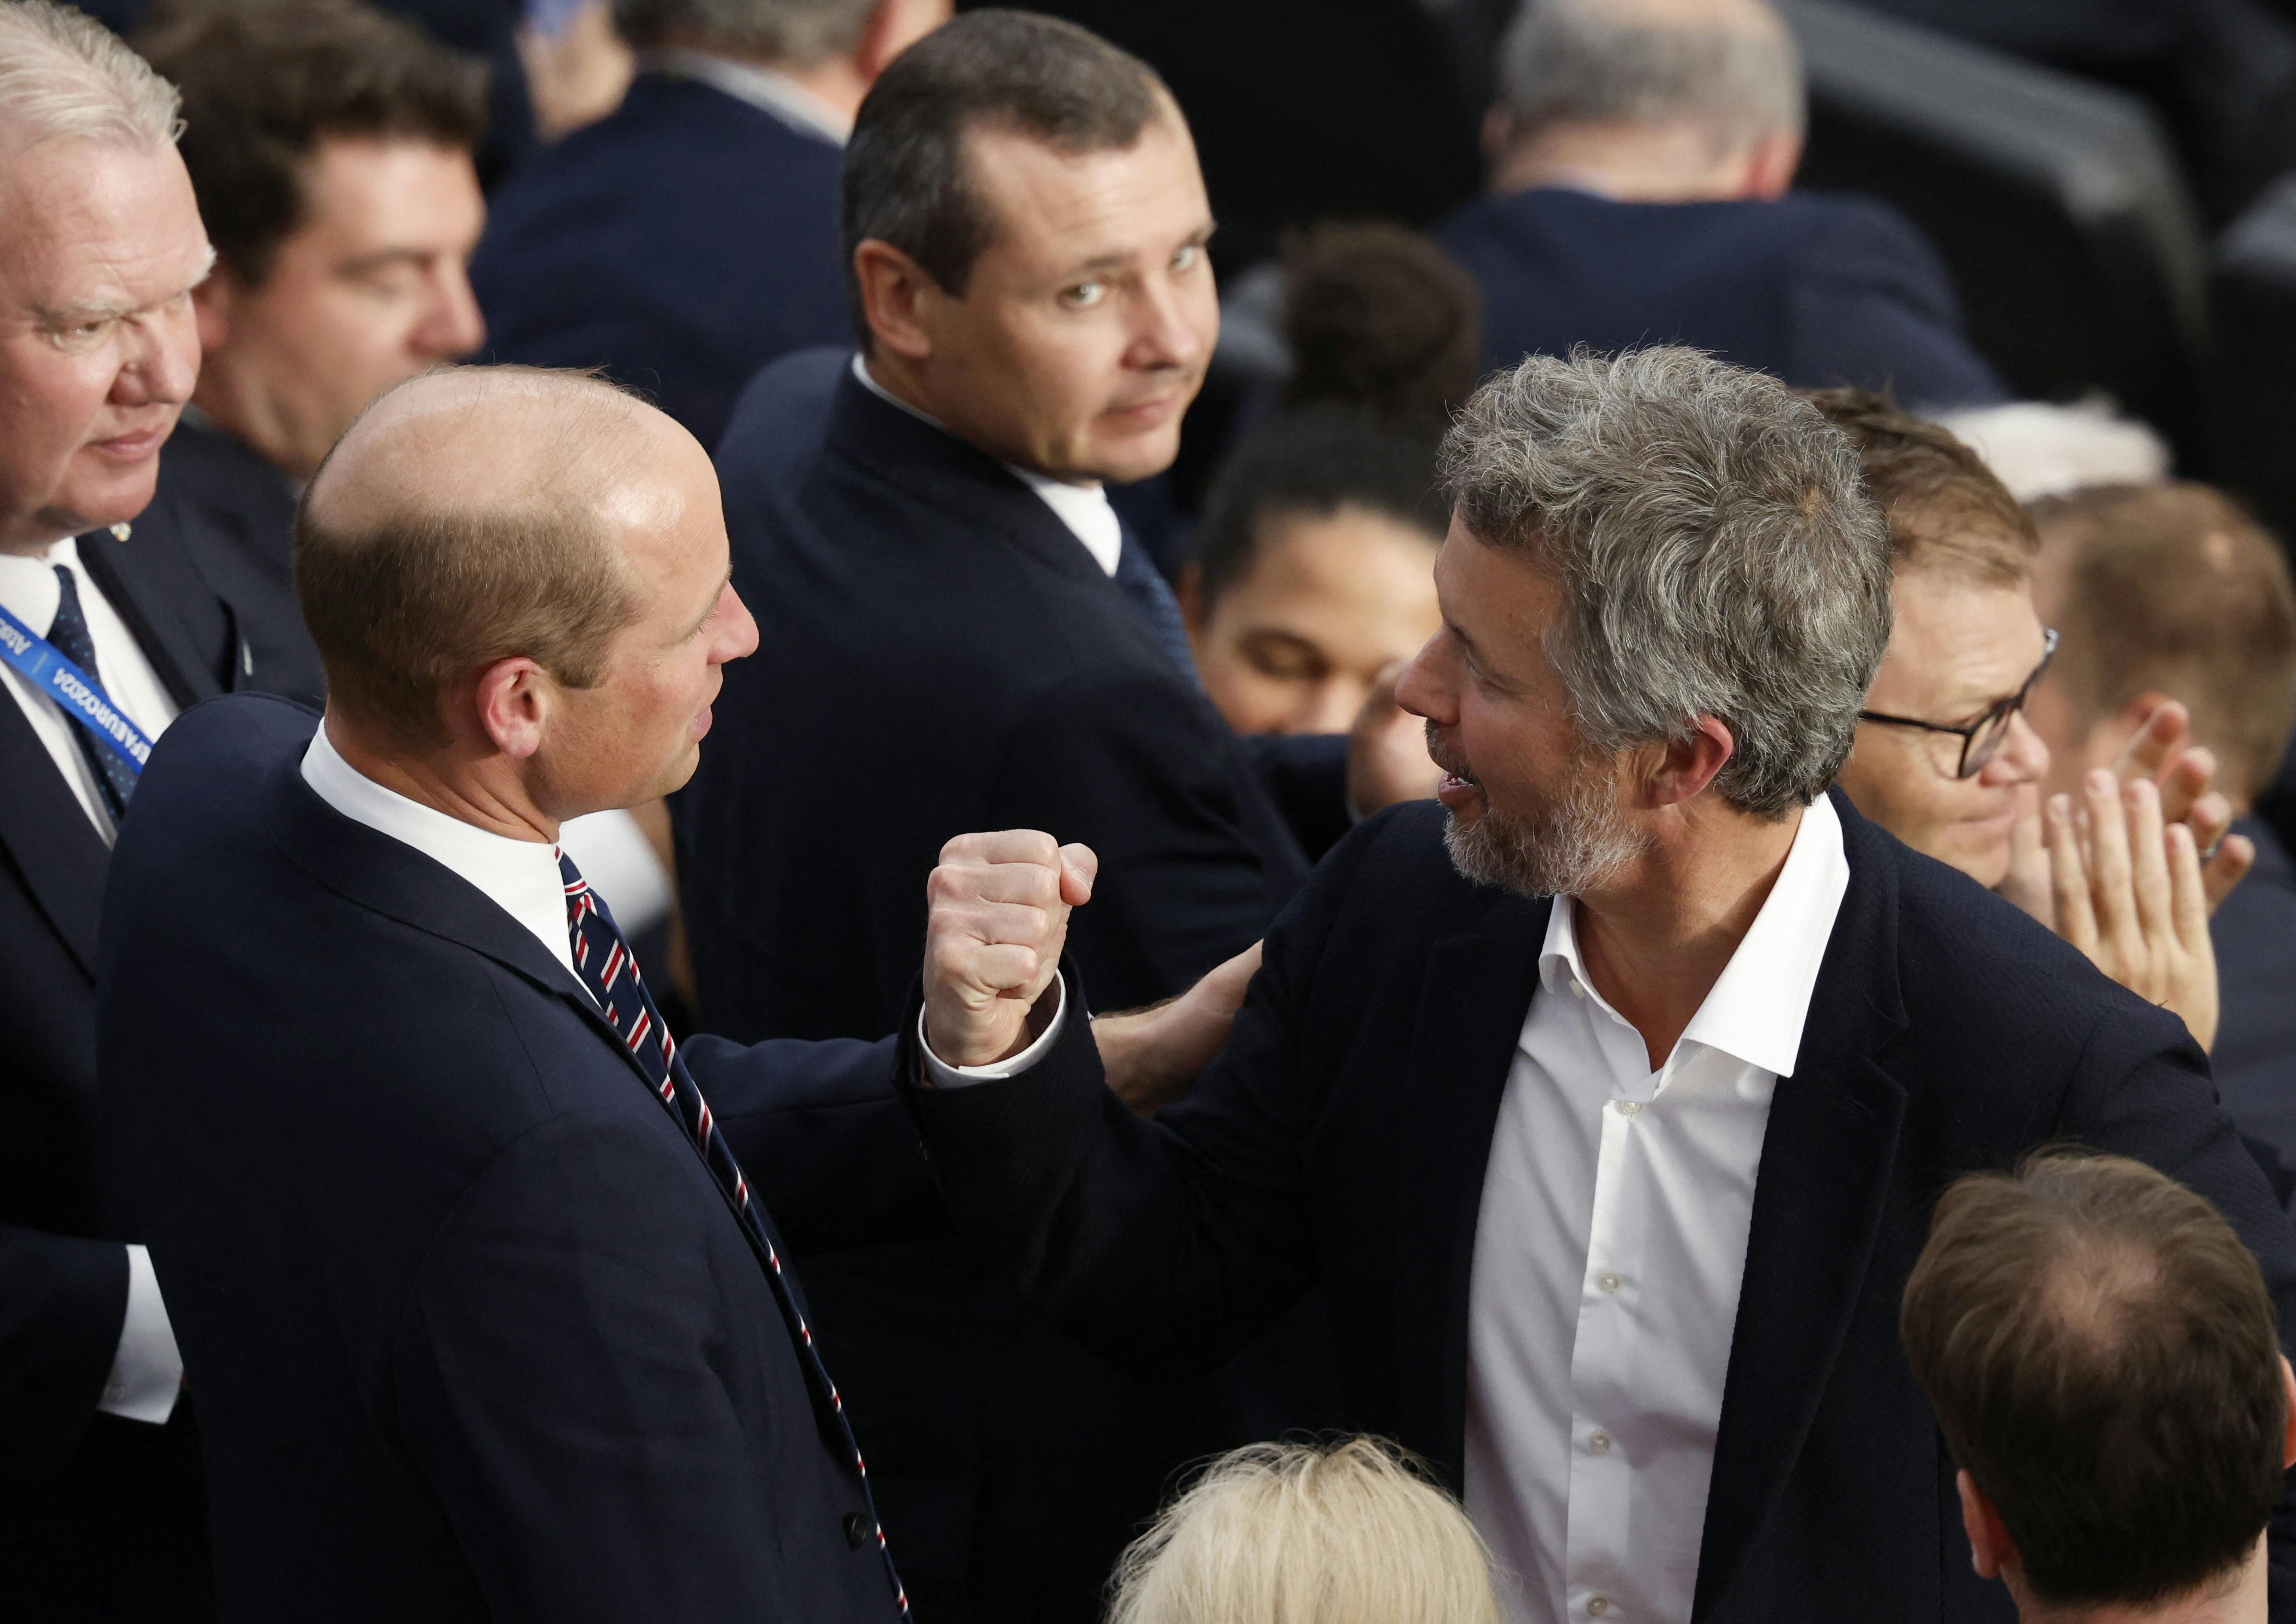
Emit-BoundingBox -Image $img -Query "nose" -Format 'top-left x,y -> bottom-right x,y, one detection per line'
1130,271 -> 1212,374
418,260 -> 488,362
714,583 -> 760,664
1301,676 -> 1369,735
115,299 -> 201,406
1392,632 -> 1451,726
1978,711 -> 2048,788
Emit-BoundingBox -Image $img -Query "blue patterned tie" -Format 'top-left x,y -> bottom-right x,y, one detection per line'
1113,533 -> 1204,691
556,849 -> 910,1618
47,566 -> 136,823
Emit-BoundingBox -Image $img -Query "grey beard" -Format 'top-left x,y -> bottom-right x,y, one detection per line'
1441,761 -> 1652,899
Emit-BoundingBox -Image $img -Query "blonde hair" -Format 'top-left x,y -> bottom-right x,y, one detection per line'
0,0 -> 181,149
1105,1438 -> 1503,1624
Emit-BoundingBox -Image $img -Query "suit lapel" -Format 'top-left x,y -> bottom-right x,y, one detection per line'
1390,892 -> 1551,1488
0,694 -> 110,978
76,523 -> 226,709
1691,795 -> 1912,1621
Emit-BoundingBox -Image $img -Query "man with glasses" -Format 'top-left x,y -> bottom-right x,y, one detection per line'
1821,390 -> 2229,1054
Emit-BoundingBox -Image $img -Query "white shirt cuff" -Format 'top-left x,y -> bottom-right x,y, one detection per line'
99,1244 -> 182,1425
918,977 -> 1068,1088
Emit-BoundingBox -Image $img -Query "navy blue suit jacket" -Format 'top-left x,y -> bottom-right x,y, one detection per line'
1437,186 -> 2010,408
134,416 -> 323,708
99,695 -> 923,1623
472,72 -> 849,450
902,792 -> 2296,1624
2213,815 -> 2296,1163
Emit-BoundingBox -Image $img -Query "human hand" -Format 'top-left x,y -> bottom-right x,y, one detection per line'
2047,771 -> 2217,1050
1996,782 -> 2053,925
1092,942 -> 1262,1117
1347,660 -> 1442,814
922,831 -> 1096,1069
2110,698 -> 2253,912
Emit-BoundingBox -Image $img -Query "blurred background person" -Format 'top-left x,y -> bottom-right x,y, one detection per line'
2025,482 -> 2296,1166
1180,410 -> 1445,739
1440,0 -> 2004,409
516,0 -> 633,141
132,0 -> 489,709
1276,221 -> 1482,441
1819,390 -> 2234,1053
1104,1437 -> 1501,1624
473,0 -> 950,450
1901,1152 -> 2296,1624
0,4 -> 235,1616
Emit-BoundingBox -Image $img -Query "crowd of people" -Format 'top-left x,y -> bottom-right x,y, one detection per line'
6,0 -> 2296,1622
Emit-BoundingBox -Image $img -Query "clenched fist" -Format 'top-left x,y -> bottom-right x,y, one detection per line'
923,830 -> 1098,1068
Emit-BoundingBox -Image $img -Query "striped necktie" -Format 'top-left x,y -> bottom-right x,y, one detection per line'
1113,532 -> 1205,692
47,566 -> 136,823
557,850 -> 910,1618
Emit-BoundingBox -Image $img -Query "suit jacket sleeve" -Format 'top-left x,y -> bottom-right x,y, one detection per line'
2057,1008 -> 2296,1610
1787,197 -> 2010,410
0,1226 -> 127,1477
391,1111 -> 809,1624
898,815 -> 1388,1376
679,1032 -> 942,1254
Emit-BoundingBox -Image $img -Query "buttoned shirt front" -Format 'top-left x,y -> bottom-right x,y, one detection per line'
1463,793 -> 1850,1624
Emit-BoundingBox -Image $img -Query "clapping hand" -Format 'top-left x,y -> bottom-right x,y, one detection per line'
2047,771 -> 2218,1050
922,831 -> 1096,1069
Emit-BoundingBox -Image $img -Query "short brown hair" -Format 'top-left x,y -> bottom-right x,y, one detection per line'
2032,483 -> 2296,807
1901,1152 -> 2287,1609
134,0 -> 488,285
1809,387 -> 2038,585
842,10 -> 1169,347
292,370 -> 643,751
1278,223 -> 1481,438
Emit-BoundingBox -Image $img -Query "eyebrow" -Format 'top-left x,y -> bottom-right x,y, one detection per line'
31,247 -> 219,327
1061,222 -> 1217,280
337,247 -> 442,277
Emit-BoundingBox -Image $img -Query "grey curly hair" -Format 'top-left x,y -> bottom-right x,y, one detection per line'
1439,347 -> 1893,818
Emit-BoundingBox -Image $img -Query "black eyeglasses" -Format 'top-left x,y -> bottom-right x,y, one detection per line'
1858,627 -> 2059,780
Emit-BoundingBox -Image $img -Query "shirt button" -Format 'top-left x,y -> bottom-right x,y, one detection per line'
842,1512 -> 872,1549
1613,1099 -> 1643,1117
1597,1271 -> 1622,1293
1589,1431 -> 1612,1454
1587,1597 -> 1611,1617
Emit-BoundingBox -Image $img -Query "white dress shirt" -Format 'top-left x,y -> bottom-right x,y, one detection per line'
0,535 -> 180,844
640,48 -> 852,145
1464,793 -> 1849,1624
849,354 -> 1124,576
0,537 -> 186,1423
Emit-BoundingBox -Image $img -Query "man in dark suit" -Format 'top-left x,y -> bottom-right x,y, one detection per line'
125,0 -> 492,709
471,0 -> 949,450
686,16 -> 1430,1617
98,365 -> 1079,1620
0,6 -> 245,1616
1437,0 -> 2007,410
900,348 -> 2296,1624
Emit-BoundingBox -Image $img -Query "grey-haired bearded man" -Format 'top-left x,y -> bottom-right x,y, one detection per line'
903,346 -> 2296,1624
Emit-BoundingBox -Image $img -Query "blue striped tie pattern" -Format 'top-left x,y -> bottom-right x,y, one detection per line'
557,850 -> 910,1618
1113,533 -> 1205,692
47,566 -> 136,822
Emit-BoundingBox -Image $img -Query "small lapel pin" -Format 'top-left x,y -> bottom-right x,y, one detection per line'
108,522 -> 131,543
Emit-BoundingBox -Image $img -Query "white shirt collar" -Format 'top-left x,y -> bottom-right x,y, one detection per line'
0,533 -> 90,632
299,721 -> 581,984
848,353 -> 1124,577
1539,792 -> 1849,1079
641,48 -> 852,146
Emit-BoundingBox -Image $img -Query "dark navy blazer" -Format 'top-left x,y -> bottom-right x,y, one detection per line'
472,72 -> 850,450
1437,185 -> 2011,408
134,415 -> 324,708
902,791 -> 2296,1624
98,695 -> 926,1623
2213,815 -> 2296,1164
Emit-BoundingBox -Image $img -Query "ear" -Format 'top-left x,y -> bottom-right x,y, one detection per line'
1740,129 -> 1802,201
191,264 -> 242,353
852,238 -> 939,364
472,655 -> 551,760
1957,1469 -> 2013,1582
1641,714 -> 1735,808
1175,559 -> 1207,636
2279,1356 -> 2296,1470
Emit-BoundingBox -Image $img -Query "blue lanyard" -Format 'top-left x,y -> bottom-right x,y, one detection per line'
0,599 -> 151,773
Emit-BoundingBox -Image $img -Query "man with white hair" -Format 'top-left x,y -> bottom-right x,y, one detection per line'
1437,0 -> 2007,409
901,348 -> 2296,1624
473,0 -> 950,448
0,2 -> 230,1617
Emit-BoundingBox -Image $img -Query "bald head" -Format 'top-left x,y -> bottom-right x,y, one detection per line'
296,367 -> 707,752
